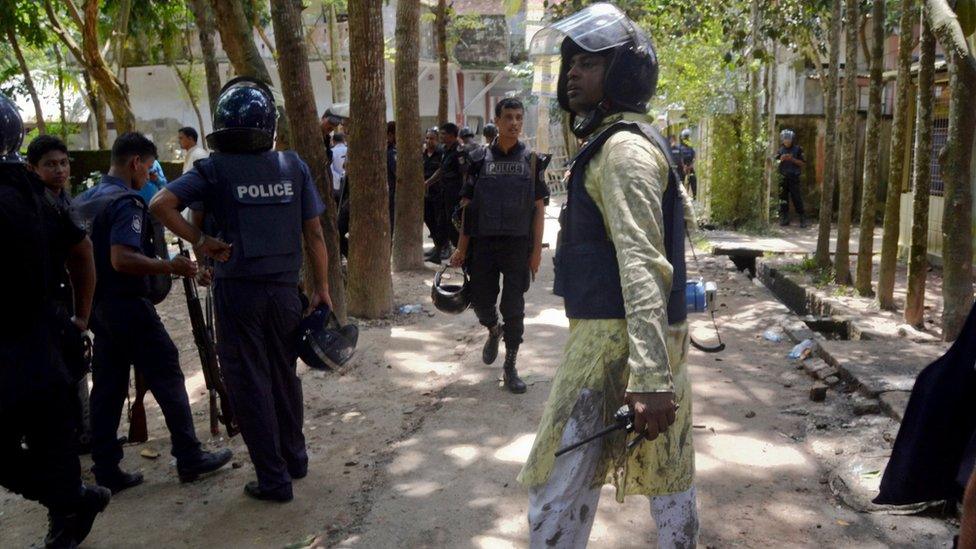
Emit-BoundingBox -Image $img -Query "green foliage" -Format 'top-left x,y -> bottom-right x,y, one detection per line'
704,111 -> 765,228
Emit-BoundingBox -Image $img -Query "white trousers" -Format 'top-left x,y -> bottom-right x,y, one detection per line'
527,389 -> 699,548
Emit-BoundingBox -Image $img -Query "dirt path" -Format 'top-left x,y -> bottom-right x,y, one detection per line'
1,205 -> 957,548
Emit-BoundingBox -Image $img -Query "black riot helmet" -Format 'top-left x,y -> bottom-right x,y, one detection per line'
206,76 -> 277,154
482,123 -> 498,141
530,3 -> 659,137
0,94 -> 25,164
431,267 -> 470,315
297,304 -> 359,371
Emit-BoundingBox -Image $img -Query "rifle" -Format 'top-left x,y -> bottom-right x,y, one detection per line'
177,240 -> 239,438
127,373 -> 149,443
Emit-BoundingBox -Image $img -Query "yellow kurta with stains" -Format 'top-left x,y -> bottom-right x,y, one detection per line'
518,113 -> 695,502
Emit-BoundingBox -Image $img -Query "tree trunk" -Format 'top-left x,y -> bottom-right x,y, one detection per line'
188,0 -> 222,118
327,3 -> 348,103
816,0 -> 844,267
82,73 -> 109,149
435,0 -> 449,124
346,0 -> 393,318
392,0 -> 425,272
935,39 -> 976,341
905,4 -> 936,328
269,0 -> 349,322
54,44 -> 68,142
834,0 -> 859,285
109,0 -> 132,76
210,0 -> 273,83
7,29 -> 47,135
764,41 -> 778,226
854,0 -> 885,295
173,65 -> 207,146
79,0 -> 135,133
877,0 -> 918,309
250,0 -> 277,58
209,0 -> 291,149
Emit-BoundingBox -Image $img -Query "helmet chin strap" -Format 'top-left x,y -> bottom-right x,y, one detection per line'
571,100 -> 612,138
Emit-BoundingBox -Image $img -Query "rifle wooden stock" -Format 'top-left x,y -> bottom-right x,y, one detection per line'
127,372 -> 149,444
178,242 -> 239,438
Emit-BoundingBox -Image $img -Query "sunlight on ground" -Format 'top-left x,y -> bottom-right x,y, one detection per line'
493,433 -> 536,464
445,445 -> 481,467
393,479 -> 442,498
699,434 -> 810,469
523,307 -> 570,328
472,535 -> 520,549
387,448 -> 425,475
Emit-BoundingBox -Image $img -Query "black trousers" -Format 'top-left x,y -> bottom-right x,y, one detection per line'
0,384 -> 83,514
425,191 -> 448,250
468,236 -> 531,348
441,182 -> 462,248
779,173 -> 805,222
214,279 -> 306,491
89,296 -> 201,474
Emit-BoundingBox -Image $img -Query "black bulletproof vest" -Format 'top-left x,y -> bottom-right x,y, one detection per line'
196,151 -> 304,282
778,144 -> 803,176
73,184 -> 154,301
472,146 -> 535,238
553,121 -> 687,324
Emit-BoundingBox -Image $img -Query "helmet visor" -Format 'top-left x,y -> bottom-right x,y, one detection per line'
529,3 -> 633,57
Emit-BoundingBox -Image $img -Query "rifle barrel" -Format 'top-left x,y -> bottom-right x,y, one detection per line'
554,422 -> 626,457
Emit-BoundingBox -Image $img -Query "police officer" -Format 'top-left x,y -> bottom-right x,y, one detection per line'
450,98 -> 549,394
26,134 -> 94,453
425,123 -> 468,250
423,127 -> 447,263
0,94 -> 111,547
777,128 -> 806,227
73,132 -> 232,494
151,77 -> 333,503
459,126 -> 478,154
678,128 -> 697,198
521,5 -> 698,546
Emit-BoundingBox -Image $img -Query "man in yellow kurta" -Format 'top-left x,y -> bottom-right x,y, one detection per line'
521,4 -> 698,547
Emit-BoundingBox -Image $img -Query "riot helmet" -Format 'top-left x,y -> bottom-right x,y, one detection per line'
680,128 -> 692,142
482,123 -> 498,141
459,126 -> 475,139
297,304 -> 359,371
431,267 -> 471,315
780,129 -> 796,144
530,3 -> 659,137
0,94 -> 25,164
206,76 -> 277,154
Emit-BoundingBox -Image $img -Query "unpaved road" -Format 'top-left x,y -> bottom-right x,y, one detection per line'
2,203 -> 956,548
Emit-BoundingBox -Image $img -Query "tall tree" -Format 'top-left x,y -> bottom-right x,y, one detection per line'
53,44 -> 68,142
209,0 -> 291,148
854,0 -> 885,295
926,0 -> 976,341
268,0 -> 349,321
763,40 -> 777,225
877,0 -> 918,309
326,2 -> 348,103
44,0 -> 136,134
5,28 -> 46,135
815,0 -> 844,267
435,0 -> 448,124
188,0 -> 222,115
392,0 -> 425,271
905,2 -> 937,328
346,0 -> 393,318
834,0 -> 859,285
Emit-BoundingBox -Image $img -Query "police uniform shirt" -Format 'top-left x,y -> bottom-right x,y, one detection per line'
84,176 -> 148,252
776,144 -> 804,176
678,143 -> 695,168
439,143 -> 468,188
423,145 -> 443,181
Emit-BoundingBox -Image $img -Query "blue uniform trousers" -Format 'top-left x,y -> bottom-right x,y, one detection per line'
89,296 -> 201,474
213,279 -> 307,492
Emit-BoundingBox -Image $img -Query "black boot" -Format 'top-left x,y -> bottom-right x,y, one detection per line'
93,467 -> 143,494
44,512 -> 75,549
502,348 -> 527,394
244,481 -> 294,502
424,246 -> 441,263
177,448 -> 233,483
482,324 -> 503,365
72,485 -> 111,544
